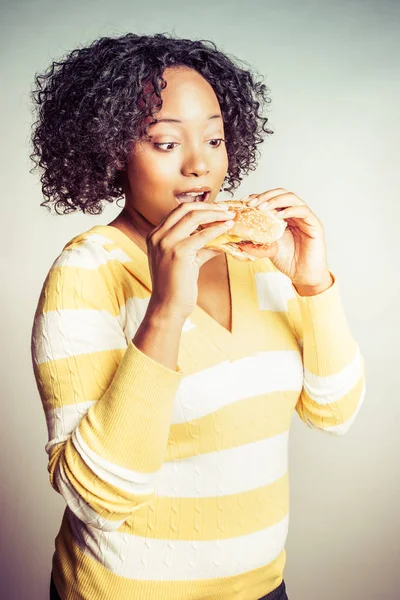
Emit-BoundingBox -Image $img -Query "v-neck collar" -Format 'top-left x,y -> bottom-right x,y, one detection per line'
87,225 -> 259,358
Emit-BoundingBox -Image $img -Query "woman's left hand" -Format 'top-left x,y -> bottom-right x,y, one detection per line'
240,188 -> 333,292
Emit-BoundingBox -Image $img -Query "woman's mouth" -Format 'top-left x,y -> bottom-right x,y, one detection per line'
176,191 -> 211,204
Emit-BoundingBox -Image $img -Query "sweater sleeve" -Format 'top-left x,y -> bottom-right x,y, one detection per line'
31,244 -> 184,531
286,271 -> 366,435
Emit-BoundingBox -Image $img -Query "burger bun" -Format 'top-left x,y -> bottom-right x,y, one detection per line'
200,200 -> 287,261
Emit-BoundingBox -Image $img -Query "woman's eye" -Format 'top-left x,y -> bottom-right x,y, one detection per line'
153,139 -> 225,152
209,138 -> 225,147
153,142 -> 179,151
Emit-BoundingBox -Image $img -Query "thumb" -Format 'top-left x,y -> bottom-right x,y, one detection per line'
196,248 -> 224,268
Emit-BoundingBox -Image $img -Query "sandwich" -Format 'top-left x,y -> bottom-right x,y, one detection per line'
199,200 -> 287,261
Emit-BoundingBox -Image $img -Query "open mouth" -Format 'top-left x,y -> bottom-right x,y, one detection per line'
176,191 -> 211,204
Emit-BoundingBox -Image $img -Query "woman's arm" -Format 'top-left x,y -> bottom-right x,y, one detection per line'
287,271 -> 366,435
31,244 -> 184,532
133,301 -> 186,371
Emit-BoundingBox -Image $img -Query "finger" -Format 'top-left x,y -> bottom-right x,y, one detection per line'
150,203 -> 233,245
246,188 -> 288,207
251,191 -> 305,211
240,193 -> 260,204
250,188 -> 296,207
196,247 -> 225,267
154,210 -> 235,250
179,219 -> 236,254
276,205 -> 319,230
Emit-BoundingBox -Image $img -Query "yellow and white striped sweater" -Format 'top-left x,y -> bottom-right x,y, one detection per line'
31,224 -> 366,600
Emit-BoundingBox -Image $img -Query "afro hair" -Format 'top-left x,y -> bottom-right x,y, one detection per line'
30,32 -> 274,215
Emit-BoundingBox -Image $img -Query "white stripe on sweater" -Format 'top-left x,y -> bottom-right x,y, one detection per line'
33,302 -> 195,365
55,461 -> 126,532
67,506 -> 289,580
32,309 -> 128,364
72,424 -> 289,499
172,351 -> 304,424
52,236 -> 132,268
303,346 -> 363,403
255,270 -> 296,311
307,381 -> 366,435
72,426 -> 155,495
154,432 -> 289,497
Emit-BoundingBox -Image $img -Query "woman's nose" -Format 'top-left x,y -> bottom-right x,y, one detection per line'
181,149 -> 210,177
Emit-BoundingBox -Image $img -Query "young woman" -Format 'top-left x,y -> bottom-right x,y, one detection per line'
30,33 -> 365,600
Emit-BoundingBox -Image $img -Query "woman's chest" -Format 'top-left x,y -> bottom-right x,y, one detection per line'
197,278 -> 232,333
121,253 -> 301,368
196,255 -> 232,333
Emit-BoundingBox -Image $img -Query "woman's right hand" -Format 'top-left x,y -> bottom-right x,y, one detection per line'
146,202 -> 235,322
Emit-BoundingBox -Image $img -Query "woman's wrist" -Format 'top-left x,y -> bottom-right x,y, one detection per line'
293,272 -> 334,296
146,300 -> 188,328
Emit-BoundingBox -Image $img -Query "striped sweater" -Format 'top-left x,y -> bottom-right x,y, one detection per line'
31,224 -> 366,600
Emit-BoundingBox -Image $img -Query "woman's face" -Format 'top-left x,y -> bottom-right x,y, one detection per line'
120,66 -> 229,235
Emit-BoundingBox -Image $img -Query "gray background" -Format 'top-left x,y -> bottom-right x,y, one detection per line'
1,0 -> 399,598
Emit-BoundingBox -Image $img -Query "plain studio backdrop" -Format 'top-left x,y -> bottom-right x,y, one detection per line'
1,1 -> 398,598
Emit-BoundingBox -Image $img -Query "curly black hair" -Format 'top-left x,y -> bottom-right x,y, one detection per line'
29,32 -> 274,215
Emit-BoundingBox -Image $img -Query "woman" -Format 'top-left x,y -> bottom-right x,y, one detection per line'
30,32 -> 365,600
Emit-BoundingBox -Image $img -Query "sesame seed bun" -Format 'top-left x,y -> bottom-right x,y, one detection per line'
201,200 -> 287,261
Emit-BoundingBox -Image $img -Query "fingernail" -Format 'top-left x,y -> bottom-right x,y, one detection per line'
248,198 -> 259,207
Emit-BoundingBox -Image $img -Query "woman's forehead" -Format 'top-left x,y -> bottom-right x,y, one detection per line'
146,68 -> 221,120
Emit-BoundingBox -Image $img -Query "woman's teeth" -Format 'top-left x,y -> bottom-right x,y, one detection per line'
176,192 -> 206,203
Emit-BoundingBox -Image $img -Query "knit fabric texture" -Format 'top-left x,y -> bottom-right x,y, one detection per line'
31,225 -> 366,600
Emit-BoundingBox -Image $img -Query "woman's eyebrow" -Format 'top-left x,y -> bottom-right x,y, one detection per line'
151,114 -> 222,124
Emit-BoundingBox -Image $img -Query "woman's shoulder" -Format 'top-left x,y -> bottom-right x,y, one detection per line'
35,226 -> 132,316
57,225 -> 133,269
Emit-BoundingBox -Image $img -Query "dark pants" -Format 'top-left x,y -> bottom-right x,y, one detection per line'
259,579 -> 288,600
50,572 -> 288,599
50,573 -> 62,600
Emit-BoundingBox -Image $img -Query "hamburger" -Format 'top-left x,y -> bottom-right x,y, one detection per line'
199,200 -> 287,261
